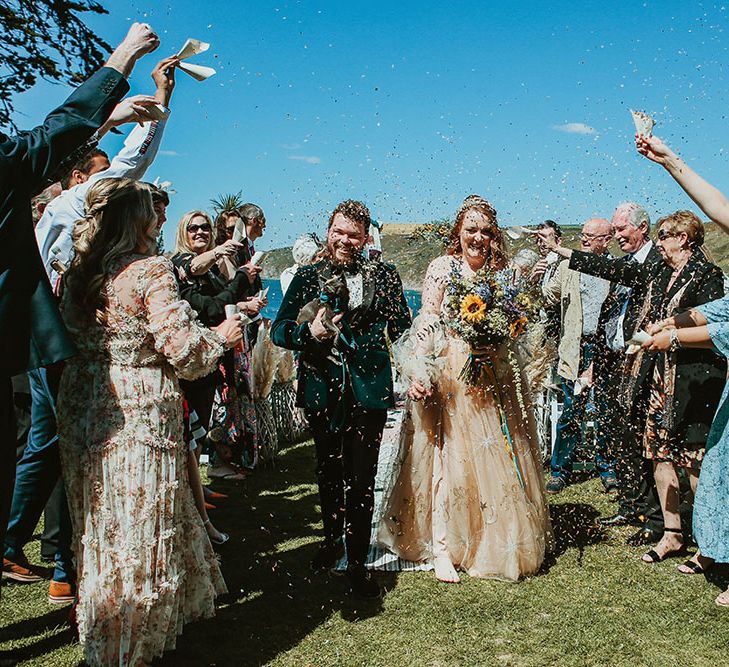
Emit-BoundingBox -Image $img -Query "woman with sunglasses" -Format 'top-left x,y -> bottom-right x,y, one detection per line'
172,211 -> 265,482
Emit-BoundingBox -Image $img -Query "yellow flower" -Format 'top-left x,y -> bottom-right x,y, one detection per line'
460,294 -> 487,323
510,316 -> 528,338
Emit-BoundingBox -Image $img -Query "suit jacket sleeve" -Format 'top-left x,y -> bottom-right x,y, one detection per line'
8,67 -> 129,189
270,268 -> 318,352
383,263 -> 412,342
569,249 -> 644,288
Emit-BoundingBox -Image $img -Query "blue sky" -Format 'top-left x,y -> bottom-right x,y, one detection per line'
11,1 -> 729,250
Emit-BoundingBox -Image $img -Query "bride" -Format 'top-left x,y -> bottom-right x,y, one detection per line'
377,195 -> 552,582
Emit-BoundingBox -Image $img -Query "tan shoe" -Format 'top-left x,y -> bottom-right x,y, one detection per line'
2,557 -> 47,583
48,580 -> 75,605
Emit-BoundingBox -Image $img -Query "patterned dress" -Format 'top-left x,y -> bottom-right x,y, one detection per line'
58,255 -> 228,667
695,295 -> 729,562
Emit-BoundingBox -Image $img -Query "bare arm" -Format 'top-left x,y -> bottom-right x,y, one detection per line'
637,134 -> 729,235
643,325 -> 715,351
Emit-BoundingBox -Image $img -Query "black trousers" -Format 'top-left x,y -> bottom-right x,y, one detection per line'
306,406 -> 387,569
616,388 -> 663,531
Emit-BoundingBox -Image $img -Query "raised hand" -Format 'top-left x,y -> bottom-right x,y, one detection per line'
635,134 -> 675,166
106,23 -> 161,77
151,56 -> 179,106
121,22 -> 160,60
104,95 -> 160,128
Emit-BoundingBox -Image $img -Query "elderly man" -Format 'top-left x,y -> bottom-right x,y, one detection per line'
542,218 -> 617,493
538,202 -> 665,545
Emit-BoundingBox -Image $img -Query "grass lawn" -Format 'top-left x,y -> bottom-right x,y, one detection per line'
2,440 -> 729,667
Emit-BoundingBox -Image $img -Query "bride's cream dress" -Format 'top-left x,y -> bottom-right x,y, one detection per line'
377,255 -> 552,581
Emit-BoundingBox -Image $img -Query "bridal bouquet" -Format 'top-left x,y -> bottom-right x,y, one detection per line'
444,266 -> 540,385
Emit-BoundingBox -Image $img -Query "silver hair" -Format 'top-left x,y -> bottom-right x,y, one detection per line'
617,202 -> 651,233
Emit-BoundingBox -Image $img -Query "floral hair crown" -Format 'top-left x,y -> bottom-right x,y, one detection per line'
456,195 -> 497,221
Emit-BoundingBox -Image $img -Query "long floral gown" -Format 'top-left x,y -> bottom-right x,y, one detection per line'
58,254 -> 228,666
377,255 -> 552,581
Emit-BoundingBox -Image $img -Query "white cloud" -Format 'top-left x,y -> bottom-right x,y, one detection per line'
553,123 -> 597,135
159,150 -> 179,156
281,143 -> 302,150
288,155 -> 321,165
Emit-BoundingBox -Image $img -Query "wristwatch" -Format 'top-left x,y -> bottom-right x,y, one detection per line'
669,329 -> 681,352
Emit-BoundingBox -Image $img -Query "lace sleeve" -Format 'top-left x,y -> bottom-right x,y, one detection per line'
142,257 -> 227,381
392,256 -> 451,388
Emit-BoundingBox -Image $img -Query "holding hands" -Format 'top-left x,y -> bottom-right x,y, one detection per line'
407,379 -> 432,402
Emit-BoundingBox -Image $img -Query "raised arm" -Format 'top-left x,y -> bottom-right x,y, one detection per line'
637,134 -> 729,235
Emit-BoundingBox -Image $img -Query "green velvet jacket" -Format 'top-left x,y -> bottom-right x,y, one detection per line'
271,259 -> 412,412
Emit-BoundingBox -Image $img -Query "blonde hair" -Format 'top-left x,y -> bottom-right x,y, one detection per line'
657,210 -> 705,248
447,194 -> 508,270
173,210 -> 215,255
65,178 -> 156,324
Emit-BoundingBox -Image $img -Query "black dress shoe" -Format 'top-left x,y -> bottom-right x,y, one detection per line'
598,513 -> 642,528
310,539 -> 345,573
626,527 -> 663,546
345,566 -> 381,599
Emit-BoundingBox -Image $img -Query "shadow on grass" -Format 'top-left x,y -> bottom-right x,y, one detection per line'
161,441 -> 394,666
540,501 -> 607,573
0,606 -> 75,665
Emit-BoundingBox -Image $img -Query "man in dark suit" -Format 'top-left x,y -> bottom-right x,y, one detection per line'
271,200 -> 411,598
0,22 -> 160,594
538,202 -> 666,545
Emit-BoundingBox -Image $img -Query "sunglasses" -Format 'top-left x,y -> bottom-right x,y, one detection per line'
187,223 -> 212,234
657,229 -> 677,241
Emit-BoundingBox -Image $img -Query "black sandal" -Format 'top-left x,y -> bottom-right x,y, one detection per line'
642,527 -> 686,564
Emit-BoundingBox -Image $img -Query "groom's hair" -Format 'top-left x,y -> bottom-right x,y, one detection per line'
328,199 -> 371,235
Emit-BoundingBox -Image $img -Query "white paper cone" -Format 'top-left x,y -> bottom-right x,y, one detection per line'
250,251 -> 266,266
176,38 -> 210,60
232,219 -> 247,243
630,110 -> 655,137
224,304 -> 238,319
626,330 -> 651,347
178,62 -> 216,81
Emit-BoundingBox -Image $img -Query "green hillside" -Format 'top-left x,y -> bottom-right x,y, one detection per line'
260,222 -> 729,292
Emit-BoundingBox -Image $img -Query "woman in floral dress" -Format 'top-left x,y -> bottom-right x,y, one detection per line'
58,178 -> 243,666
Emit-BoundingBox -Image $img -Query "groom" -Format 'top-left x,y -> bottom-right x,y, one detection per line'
271,199 -> 411,598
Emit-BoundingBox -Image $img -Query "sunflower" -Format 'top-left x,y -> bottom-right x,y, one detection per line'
460,294 -> 487,323
509,316 -> 528,338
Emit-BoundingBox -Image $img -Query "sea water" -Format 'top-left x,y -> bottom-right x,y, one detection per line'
262,278 -> 422,320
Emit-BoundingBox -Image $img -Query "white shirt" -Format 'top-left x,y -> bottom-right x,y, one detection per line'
612,239 -> 653,349
35,119 -> 168,288
345,272 -> 364,310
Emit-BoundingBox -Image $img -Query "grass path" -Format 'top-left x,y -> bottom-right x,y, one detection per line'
2,440 -> 729,666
